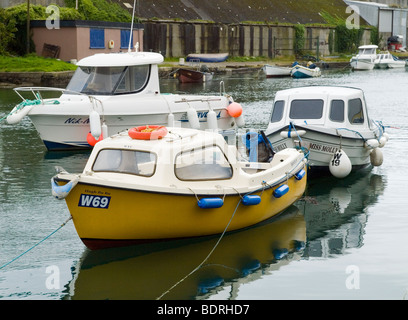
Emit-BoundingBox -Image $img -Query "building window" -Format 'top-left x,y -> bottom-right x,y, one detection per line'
90,29 -> 105,49
120,30 -> 133,49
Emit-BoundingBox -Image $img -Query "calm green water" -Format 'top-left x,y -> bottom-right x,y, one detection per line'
1,68 -> 408,300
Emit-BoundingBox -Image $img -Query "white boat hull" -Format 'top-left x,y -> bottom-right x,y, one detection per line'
350,59 -> 375,70
290,66 -> 321,78
265,125 -> 383,175
263,65 -> 292,78
25,93 -> 238,150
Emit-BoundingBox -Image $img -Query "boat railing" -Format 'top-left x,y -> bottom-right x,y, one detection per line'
174,97 -> 223,104
13,86 -> 104,110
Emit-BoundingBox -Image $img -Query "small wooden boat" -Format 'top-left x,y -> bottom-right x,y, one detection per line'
186,53 -> 228,63
262,64 -> 292,78
176,68 -> 213,83
52,126 -> 308,249
265,86 -> 388,178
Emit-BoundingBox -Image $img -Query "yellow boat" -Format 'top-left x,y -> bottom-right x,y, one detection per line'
52,126 -> 308,249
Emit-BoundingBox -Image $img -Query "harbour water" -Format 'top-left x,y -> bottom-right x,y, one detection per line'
1,67 -> 408,301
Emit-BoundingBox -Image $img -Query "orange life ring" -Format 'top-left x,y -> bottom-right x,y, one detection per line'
128,125 -> 168,140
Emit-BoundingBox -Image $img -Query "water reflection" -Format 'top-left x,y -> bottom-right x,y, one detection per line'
300,170 -> 385,259
63,168 -> 385,300
64,205 -> 306,300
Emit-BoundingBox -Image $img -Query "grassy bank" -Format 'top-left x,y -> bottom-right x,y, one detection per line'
0,55 -> 77,72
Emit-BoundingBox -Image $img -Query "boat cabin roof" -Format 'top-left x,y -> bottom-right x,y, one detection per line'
84,127 -> 239,183
66,51 -> 163,95
77,51 -> 164,67
268,86 -> 372,130
358,45 -> 378,49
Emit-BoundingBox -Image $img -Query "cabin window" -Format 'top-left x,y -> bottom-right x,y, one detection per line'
114,65 -> 150,94
348,98 -> 364,124
175,146 -> 233,181
92,149 -> 156,176
90,29 -> 105,49
66,65 -> 150,95
329,100 -> 344,122
289,99 -> 324,119
270,100 -> 285,122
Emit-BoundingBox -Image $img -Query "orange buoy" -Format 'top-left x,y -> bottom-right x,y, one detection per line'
128,125 -> 168,140
87,131 -> 103,146
227,102 -> 243,118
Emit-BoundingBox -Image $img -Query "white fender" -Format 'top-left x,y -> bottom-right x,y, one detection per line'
101,122 -> 108,140
89,110 -> 101,140
6,105 -> 34,124
207,110 -> 218,130
378,136 -> 387,148
365,139 -> 379,149
187,108 -> 200,129
329,149 -> 352,178
167,113 -> 175,127
235,115 -> 245,128
370,148 -> 383,167
280,129 -> 306,138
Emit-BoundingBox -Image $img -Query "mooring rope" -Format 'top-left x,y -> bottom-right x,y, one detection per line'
156,199 -> 242,300
0,216 -> 72,270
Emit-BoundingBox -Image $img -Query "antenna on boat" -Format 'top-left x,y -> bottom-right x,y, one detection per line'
128,0 -> 137,52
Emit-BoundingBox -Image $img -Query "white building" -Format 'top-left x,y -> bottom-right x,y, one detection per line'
345,0 -> 408,48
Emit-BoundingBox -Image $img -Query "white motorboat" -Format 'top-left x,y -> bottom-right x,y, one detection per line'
290,62 -> 321,79
262,64 -> 292,78
6,50 -> 244,151
350,45 -> 378,70
375,51 -> 406,69
264,86 -> 388,178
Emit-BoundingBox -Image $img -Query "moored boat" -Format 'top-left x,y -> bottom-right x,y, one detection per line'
375,51 -> 406,69
262,64 -> 292,78
51,126 -> 308,249
264,86 -> 388,178
186,53 -> 229,63
350,45 -> 378,70
6,49 -> 243,151
176,68 -> 213,83
290,62 -> 321,79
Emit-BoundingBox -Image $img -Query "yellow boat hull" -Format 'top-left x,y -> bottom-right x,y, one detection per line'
63,170 -> 306,249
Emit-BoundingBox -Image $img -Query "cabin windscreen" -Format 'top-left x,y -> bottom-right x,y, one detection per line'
92,149 -> 156,176
66,65 -> 150,95
289,99 -> 324,119
175,146 -> 233,181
